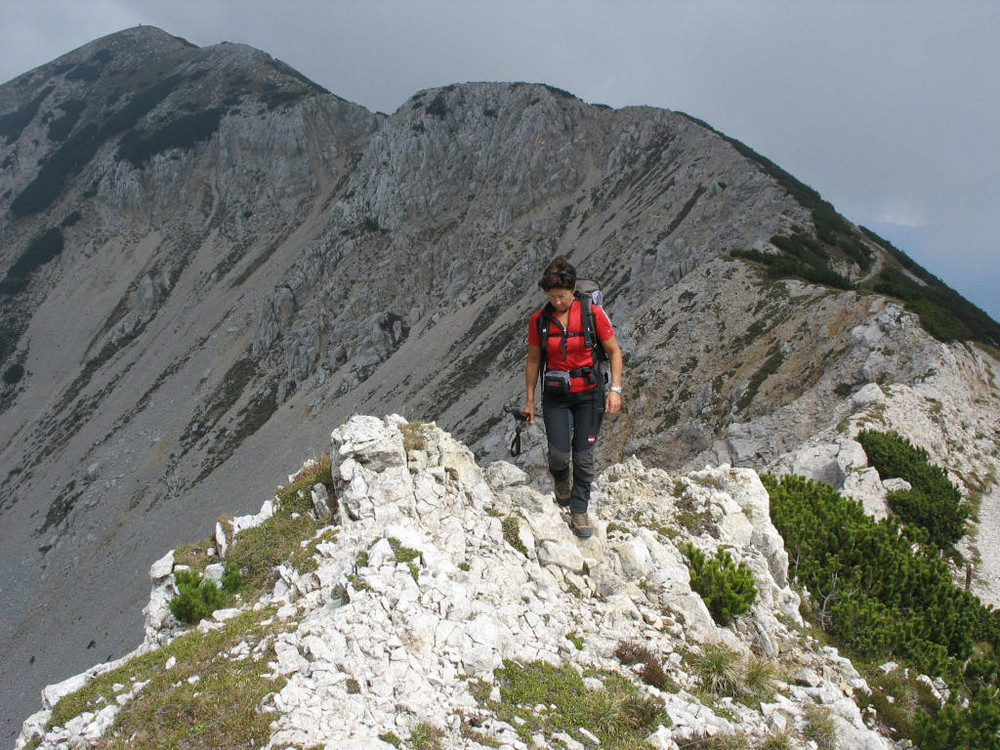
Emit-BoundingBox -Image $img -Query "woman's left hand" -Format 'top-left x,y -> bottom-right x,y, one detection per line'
605,390 -> 622,416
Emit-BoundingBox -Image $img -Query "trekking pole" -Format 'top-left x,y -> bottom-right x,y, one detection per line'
503,406 -> 528,456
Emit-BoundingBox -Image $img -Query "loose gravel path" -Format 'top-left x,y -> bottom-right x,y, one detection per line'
972,485 -> 1000,609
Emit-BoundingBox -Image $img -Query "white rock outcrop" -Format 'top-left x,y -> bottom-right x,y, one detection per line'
19,415 -> 894,749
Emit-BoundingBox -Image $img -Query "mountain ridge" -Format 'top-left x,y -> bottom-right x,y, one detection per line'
10,414 -> 894,749
2,25 -> 999,745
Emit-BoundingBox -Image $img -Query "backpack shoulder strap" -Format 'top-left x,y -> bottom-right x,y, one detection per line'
576,291 -> 597,351
537,303 -> 554,364
537,302 -> 554,341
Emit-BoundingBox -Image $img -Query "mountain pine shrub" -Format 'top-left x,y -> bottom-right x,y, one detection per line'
169,569 -> 229,625
764,473 -> 992,669
3,363 -> 25,385
731,247 -> 853,290
856,429 -> 969,547
0,227 -> 65,295
764,473 -> 1000,747
683,543 -> 757,625
914,651 -> 1000,750
861,227 -> 1000,348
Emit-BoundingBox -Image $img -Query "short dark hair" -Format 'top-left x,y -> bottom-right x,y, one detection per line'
539,256 -> 577,291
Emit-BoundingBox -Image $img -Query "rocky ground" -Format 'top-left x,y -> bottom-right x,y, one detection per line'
18,415 -> 919,750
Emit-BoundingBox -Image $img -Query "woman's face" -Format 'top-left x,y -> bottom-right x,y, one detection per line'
546,287 -> 575,313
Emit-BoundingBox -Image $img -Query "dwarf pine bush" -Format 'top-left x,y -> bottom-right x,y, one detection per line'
764,473 -> 991,670
913,652 -> 1000,750
856,429 -> 968,547
169,569 -> 228,625
764,472 -> 1000,748
683,543 -> 757,625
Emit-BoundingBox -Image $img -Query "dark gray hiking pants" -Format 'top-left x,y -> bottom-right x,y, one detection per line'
542,387 -> 605,513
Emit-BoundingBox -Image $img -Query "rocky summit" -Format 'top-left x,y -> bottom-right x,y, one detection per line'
18,415 -> 899,749
2,24 -> 1000,745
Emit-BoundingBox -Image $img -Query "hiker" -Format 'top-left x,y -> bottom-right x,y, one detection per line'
522,256 -> 623,538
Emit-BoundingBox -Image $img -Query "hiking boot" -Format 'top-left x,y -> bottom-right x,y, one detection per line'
570,511 -> 593,539
553,476 -> 572,508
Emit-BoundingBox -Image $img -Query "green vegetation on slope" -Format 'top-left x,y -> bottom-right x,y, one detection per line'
683,113 -> 999,347
856,429 -> 969,549
860,227 -> 1000,348
225,455 -> 335,598
0,227 -> 64,296
48,608 -> 292,750
10,74 -> 187,215
681,111 -> 871,275
117,107 -> 226,167
765,473 -> 1000,748
731,245 -> 853,291
469,659 -> 668,749
683,543 -> 757,625
0,87 -> 54,144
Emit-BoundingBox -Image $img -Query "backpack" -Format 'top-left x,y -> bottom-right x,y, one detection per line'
537,278 -> 611,389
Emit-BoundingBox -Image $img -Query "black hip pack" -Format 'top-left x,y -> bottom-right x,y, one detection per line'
543,369 -> 571,397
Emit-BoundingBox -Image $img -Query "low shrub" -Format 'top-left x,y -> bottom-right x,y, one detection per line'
765,472 -> 1000,747
613,641 -> 679,692
388,537 -> 421,581
49,608 -> 291,747
861,228 -> 1000,347
474,659 -> 668,748
3,363 -> 25,385
683,544 -> 757,624
225,456 -> 333,596
0,227 -> 65,295
732,247 -> 853,290
169,569 -> 228,625
765,473 -> 991,670
117,107 -> 226,167
913,651 -> 1000,750
857,429 -> 968,547
501,515 -> 528,557
688,643 -> 742,697
803,704 -> 838,750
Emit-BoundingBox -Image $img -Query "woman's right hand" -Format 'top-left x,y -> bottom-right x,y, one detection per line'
522,401 -> 536,425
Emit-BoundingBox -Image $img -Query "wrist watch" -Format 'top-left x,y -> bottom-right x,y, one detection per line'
609,386 -> 622,394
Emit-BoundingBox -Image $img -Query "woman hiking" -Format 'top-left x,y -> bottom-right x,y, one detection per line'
523,256 -> 624,538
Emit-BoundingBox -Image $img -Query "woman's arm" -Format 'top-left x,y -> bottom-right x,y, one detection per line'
601,334 -> 623,415
524,343 -> 542,424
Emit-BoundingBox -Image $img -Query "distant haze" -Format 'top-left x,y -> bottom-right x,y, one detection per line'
2,0 -> 998,320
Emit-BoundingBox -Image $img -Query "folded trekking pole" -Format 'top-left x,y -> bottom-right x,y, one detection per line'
503,406 -> 528,456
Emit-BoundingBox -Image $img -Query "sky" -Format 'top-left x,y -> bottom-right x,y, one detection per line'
2,0 -> 998,321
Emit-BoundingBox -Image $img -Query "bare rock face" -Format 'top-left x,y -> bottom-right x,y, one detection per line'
2,25 -> 999,744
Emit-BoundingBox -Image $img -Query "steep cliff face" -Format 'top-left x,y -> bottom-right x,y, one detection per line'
1,25 -> 999,744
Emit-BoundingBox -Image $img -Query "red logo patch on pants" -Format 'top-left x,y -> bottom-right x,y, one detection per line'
587,434 -> 597,445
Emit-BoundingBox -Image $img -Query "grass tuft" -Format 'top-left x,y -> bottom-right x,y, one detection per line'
473,659 -> 668,748
48,608 -> 294,748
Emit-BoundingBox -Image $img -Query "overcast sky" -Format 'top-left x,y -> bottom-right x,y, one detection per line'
2,1 -> 998,321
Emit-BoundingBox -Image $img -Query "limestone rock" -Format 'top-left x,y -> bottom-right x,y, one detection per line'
17,416 -> 898,749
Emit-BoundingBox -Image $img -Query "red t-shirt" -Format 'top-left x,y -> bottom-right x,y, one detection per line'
528,300 -> 615,392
